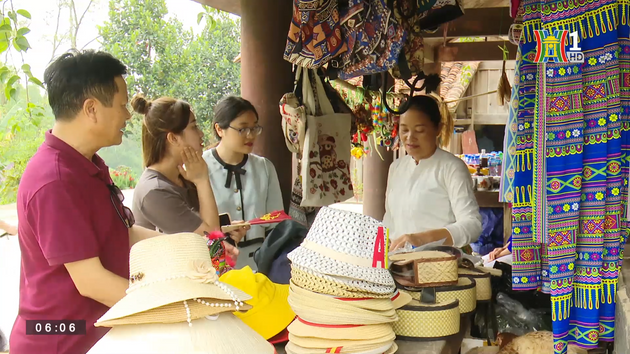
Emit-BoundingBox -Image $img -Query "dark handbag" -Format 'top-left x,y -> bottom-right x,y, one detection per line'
253,220 -> 308,277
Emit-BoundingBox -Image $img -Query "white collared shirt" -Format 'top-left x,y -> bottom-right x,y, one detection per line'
383,148 -> 482,247
203,149 -> 284,242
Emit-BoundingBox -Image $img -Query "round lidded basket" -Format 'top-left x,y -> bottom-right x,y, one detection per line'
398,277 -> 477,315
390,250 -> 458,287
392,298 -> 460,341
458,267 -> 492,302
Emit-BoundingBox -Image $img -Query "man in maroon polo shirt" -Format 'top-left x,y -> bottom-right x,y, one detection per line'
9,50 -> 161,354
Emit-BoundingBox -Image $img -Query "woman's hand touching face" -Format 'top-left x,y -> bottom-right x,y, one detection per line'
178,146 -> 210,185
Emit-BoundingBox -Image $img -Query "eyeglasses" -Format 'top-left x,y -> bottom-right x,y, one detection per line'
228,125 -> 263,137
108,183 -> 135,228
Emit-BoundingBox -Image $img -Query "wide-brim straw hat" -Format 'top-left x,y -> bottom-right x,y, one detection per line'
96,233 -> 252,327
287,207 -> 394,286
288,331 -> 396,349
288,288 -> 399,325
291,268 -> 392,298
287,316 -> 394,340
289,282 -> 411,311
285,341 -> 397,354
292,264 -> 395,295
88,313 -> 274,354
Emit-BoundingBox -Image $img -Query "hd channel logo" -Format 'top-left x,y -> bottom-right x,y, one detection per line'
533,30 -> 584,64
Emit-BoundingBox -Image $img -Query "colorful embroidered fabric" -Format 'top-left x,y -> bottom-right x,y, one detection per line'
499,49 -> 521,204
336,0 -> 407,80
283,0 -> 348,68
510,0 -> 627,353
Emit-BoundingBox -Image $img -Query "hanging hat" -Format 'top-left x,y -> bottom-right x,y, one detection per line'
287,207 -> 394,286
88,313 -> 274,354
219,266 -> 296,340
95,233 -> 252,327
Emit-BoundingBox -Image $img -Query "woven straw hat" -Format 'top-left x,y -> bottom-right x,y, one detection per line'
288,331 -> 396,349
288,317 -> 394,340
88,313 -> 274,354
289,282 -> 411,312
96,233 -> 252,327
291,265 -> 394,297
285,341 -> 396,354
287,207 -> 394,286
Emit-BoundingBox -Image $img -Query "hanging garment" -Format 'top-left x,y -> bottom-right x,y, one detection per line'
510,0 -> 626,353
499,47 -> 522,204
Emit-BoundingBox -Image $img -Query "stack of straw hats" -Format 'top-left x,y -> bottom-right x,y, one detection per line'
88,233 -> 275,354
285,207 -> 411,354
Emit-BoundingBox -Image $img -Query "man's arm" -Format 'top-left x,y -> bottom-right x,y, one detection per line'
129,224 -> 162,246
64,257 -> 128,307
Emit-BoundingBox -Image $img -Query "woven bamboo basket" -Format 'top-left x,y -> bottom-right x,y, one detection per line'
390,250 -> 458,287
458,268 -> 492,302
392,298 -> 460,340
398,277 -> 477,315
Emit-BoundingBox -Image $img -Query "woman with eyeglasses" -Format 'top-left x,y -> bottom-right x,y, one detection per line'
202,95 -> 283,269
130,95 -> 247,261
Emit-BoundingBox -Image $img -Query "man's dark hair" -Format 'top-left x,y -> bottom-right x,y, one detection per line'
44,50 -> 127,120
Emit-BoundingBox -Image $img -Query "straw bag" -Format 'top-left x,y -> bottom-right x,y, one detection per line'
300,70 -> 354,207
392,290 -> 461,341
390,250 -> 459,287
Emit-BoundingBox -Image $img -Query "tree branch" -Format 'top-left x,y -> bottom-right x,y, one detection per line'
50,0 -> 63,60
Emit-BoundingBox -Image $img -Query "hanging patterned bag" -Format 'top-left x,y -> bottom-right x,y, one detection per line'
329,0 -> 407,81
300,69 -> 355,207
280,67 -> 308,154
387,0 -> 434,79
283,0 -> 348,68
415,0 -> 465,32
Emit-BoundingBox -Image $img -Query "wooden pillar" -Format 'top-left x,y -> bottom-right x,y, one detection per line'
362,136 -> 394,221
240,0 -> 294,211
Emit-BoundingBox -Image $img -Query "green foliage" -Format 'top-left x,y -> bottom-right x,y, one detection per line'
97,0 -> 241,176
98,0 -> 241,130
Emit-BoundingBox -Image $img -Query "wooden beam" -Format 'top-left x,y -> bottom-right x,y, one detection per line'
423,8 -> 512,38
190,0 -> 241,16
436,41 -> 517,61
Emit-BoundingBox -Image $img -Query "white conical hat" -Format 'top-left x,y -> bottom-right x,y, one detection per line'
88,313 -> 274,354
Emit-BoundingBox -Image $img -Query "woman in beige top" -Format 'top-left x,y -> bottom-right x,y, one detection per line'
129,95 -> 248,257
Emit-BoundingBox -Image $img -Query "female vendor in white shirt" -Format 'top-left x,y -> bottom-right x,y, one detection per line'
388,77 -> 482,251
203,96 -> 284,268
